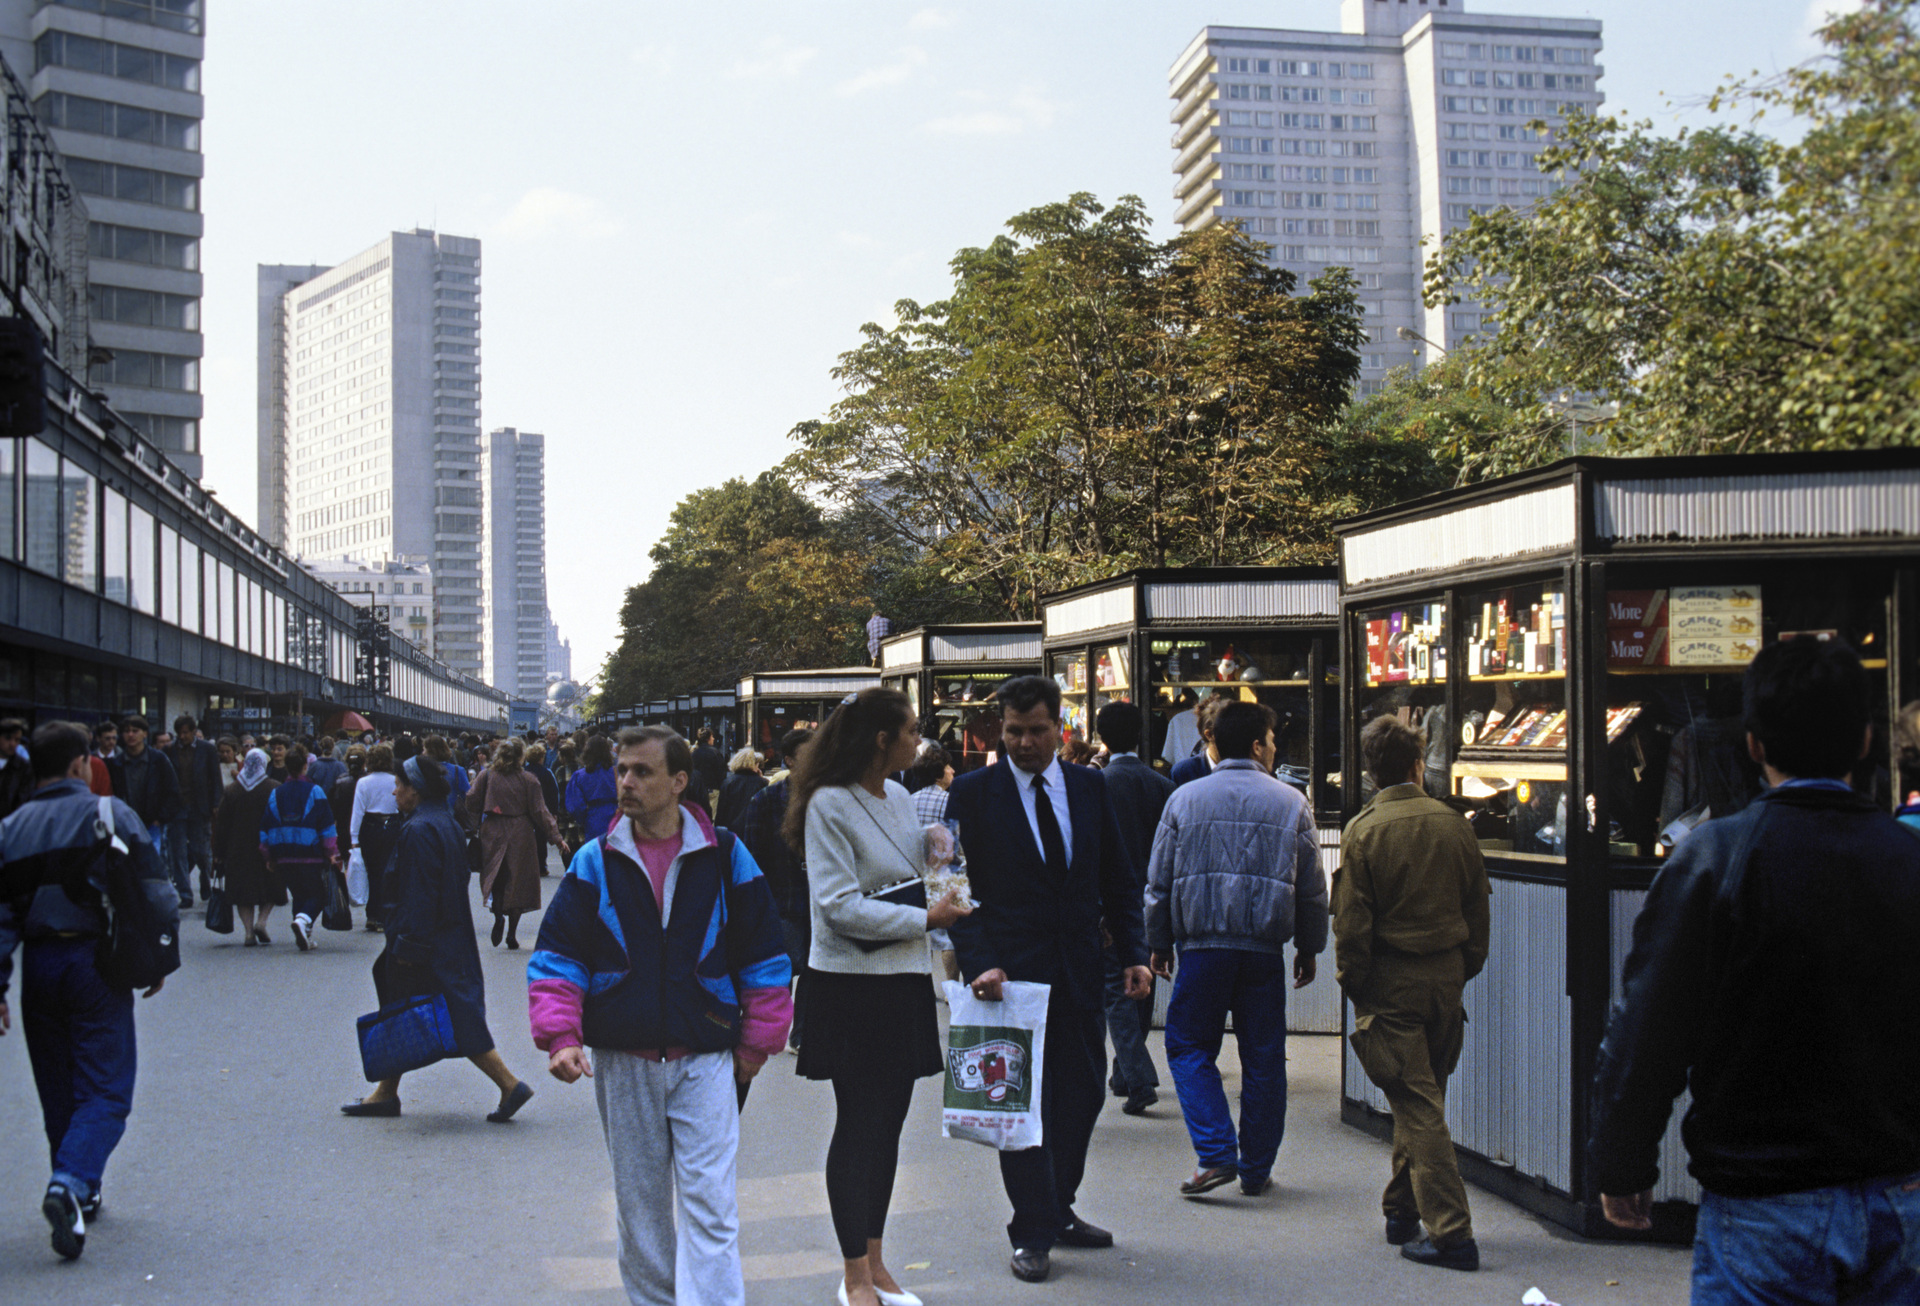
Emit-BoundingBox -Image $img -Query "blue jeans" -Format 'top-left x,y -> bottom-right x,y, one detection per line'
20,937 -> 138,1203
1164,947 -> 1289,1184
166,815 -> 212,903
1693,1177 -> 1920,1303
1103,949 -> 1158,1094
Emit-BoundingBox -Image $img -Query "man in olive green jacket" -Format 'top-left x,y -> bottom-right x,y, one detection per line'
1333,715 -> 1491,1273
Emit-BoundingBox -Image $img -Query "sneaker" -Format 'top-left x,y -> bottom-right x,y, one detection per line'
1400,1236 -> 1479,1272
80,1189 -> 102,1222
43,1182 -> 85,1260
291,914 -> 313,952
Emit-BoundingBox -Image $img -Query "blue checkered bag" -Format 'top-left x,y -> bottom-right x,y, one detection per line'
356,993 -> 460,1083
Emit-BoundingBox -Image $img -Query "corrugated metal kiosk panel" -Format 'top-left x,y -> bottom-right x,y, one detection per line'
1142,577 -> 1339,622
1612,888 -> 1699,1205
928,630 -> 1043,663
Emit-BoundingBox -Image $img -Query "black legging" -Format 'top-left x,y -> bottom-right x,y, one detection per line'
826,1072 -> 916,1260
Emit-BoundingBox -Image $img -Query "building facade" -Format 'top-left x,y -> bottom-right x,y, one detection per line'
261,229 -> 485,678
256,262 -> 328,548
545,614 -> 571,685
1170,0 -> 1604,390
0,0 -> 206,476
302,554 -> 436,659
483,425 -> 546,701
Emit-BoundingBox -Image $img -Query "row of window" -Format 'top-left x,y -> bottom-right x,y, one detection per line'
35,30 -> 200,90
1275,245 -> 1383,263
1448,123 -> 1545,142
1230,191 -> 1383,212
1442,69 -> 1586,91
37,93 -> 198,151
66,157 -> 198,212
118,413 -> 197,454
90,285 -> 198,330
1442,96 -> 1584,117
1224,58 -> 1374,79
1446,150 -> 1540,171
1446,177 -> 1565,198
88,221 -> 197,270
1227,84 -> 1377,105
1275,220 -> 1381,237
1229,163 -> 1383,184
1226,121 -> 1376,151
52,0 -> 203,37
1438,42 -> 1589,64
90,348 -> 198,392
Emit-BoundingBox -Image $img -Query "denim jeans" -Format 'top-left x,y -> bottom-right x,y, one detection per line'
1103,948 -> 1158,1094
21,937 -> 138,1203
1693,1177 -> 1920,1303
1164,947 -> 1289,1184
166,815 -> 212,903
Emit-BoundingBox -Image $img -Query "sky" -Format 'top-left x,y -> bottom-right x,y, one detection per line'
199,0 -> 1857,687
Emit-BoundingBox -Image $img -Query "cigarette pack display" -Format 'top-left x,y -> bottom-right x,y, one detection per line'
1604,705 -> 1644,742
1536,711 -> 1571,748
1607,627 -> 1668,666
1384,629 -> 1412,683
1670,610 -> 1761,639
1606,589 -> 1669,627
1670,585 -> 1761,614
1477,708 -> 1507,744
1497,709 -> 1544,747
1365,621 -> 1387,683
1670,636 -> 1762,667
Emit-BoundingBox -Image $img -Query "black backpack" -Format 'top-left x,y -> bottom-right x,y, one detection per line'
91,797 -> 181,991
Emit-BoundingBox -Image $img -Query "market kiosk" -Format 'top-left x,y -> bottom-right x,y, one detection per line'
1038,567 -> 1345,1033
690,689 -> 737,751
736,668 -> 880,751
1334,450 -> 1920,1238
879,623 -> 1042,772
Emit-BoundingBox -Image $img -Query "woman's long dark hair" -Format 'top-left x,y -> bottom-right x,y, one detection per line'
782,687 -> 914,854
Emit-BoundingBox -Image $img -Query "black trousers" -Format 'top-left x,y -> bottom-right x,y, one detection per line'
1000,995 -> 1106,1251
825,1072 -> 916,1259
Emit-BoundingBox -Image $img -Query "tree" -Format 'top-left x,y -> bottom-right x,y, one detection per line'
1429,0 -> 1920,470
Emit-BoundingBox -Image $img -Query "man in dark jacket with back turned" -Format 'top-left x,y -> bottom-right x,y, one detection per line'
1589,637 -> 1920,1303
1094,700 -> 1173,1115
104,716 -> 181,904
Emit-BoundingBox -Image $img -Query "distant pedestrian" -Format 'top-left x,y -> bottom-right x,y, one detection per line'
215,736 -> 239,790
105,716 -> 182,905
465,738 -> 567,951
164,714 -> 222,905
1589,637 -> 1920,1301
525,742 -> 565,870
690,729 -> 726,816
740,729 -> 814,1055
328,745 -> 366,852
0,721 -> 176,1260
305,735 -> 347,794
0,718 -> 32,820
351,744 -> 401,932
259,745 -> 340,951
865,610 -> 891,666
265,736 -> 291,784
87,721 -> 115,797
1169,695 -> 1230,788
422,735 -> 471,820
530,727 -> 791,1305
1093,701 -> 1173,1116
215,749 -> 283,945
341,754 -> 535,1123
1333,714 -> 1489,1272
565,733 -> 618,841
714,749 -> 766,830
1147,702 -> 1326,1198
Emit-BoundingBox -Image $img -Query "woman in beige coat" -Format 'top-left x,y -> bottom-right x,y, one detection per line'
465,738 -> 568,949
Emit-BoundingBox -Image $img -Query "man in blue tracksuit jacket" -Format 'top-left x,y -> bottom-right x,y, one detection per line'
0,720 -> 174,1261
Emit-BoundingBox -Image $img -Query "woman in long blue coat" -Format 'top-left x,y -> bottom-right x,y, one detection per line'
340,755 -> 535,1122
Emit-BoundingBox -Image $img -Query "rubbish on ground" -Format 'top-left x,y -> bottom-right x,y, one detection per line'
1522,1291 -> 1563,1306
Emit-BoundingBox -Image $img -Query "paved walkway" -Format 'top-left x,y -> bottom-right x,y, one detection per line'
0,876 -> 1691,1304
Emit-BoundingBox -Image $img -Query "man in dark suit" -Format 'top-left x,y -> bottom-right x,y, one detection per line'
947,676 -> 1152,1285
164,714 -> 223,904
1169,694 -> 1230,788
1093,700 -> 1173,1115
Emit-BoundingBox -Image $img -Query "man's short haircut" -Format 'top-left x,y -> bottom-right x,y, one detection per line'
1196,694 -> 1232,740
910,744 -> 952,789
999,675 -> 1061,722
0,717 -> 24,739
268,734 -> 290,750
93,719 -> 116,741
779,728 -> 814,763
618,725 -> 692,780
173,714 -> 196,735
1095,701 -> 1144,755
1214,702 -> 1279,761
319,735 -> 336,755
1744,636 -> 1872,780
285,744 -> 310,776
1361,714 -> 1425,790
30,721 -> 90,781
121,714 -> 150,735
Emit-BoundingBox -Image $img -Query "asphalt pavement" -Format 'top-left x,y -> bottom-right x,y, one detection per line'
0,857 -> 1691,1305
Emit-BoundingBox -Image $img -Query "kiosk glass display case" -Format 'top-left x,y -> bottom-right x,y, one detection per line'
736,669 -> 879,750
1335,451 -> 1920,1239
879,624 -> 1041,772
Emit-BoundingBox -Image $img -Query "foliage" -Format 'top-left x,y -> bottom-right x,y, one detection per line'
786,194 -> 1433,615
1429,0 -> 1920,472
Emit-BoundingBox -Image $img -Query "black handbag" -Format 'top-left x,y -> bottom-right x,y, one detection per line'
204,874 -> 234,935
320,866 -> 354,931
851,877 -> 928,953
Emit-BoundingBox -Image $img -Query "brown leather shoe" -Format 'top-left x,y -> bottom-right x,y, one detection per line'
1010,1248 -> 1050,1282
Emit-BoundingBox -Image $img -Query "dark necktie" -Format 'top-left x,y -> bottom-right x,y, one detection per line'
1031,772 -> 1068,876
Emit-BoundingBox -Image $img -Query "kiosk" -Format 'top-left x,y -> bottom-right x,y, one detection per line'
879,623 -> 1042,771
1334,450 -> 1920,1238
1038,567 -> 1345,1033
736,668 -> 881,751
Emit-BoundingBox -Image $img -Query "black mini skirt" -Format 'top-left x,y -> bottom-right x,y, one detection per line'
795,968 -> 943,1083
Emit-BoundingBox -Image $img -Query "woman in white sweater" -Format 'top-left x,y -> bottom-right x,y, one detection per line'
784,688 -> 970,1306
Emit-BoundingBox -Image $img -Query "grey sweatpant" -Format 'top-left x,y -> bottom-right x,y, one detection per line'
592,1049 -> 744,1306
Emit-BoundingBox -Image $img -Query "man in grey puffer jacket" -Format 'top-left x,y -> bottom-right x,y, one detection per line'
1145,701 -> 1327,1198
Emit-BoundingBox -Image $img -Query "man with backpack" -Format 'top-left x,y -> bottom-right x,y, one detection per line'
0,721 -> 177,1261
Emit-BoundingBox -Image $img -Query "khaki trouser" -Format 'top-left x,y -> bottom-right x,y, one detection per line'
1348,948 -> 1473,1246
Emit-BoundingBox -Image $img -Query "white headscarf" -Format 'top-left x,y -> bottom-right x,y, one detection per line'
237,747 -> 270,791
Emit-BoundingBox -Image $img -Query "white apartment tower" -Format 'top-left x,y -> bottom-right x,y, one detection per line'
1170,0 -> 1604,389
0,0 -> 207,476
262,229 -> 485,678
483,425 -> 547,701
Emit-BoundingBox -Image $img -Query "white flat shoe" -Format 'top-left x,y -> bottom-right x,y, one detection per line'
839,1282 -> 924,1306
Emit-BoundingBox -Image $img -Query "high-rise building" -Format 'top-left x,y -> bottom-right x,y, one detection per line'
261,229 -> 485,678
1169,0 -> 1603,390
257,263 -> 328,548
303,554 -> 437,659
545,614 -> 571,685
483,425 -> 547,701
0,0 -> 207,476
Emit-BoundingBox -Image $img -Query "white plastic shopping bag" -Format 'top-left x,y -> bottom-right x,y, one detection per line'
941,980 -> 1050,1150
345,848 -> 369,906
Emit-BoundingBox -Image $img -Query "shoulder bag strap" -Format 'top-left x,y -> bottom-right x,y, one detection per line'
849,790 -> 924,884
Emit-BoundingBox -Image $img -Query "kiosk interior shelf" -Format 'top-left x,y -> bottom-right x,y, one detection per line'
879,623 -> 1042,772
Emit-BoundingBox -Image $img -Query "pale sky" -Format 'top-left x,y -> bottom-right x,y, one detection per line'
198,0 -> 1851,686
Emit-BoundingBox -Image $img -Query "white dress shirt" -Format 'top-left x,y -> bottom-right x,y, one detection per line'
350,771 -> 399,847
1014,757 -> 1073,868
1161,708 -> 1202,764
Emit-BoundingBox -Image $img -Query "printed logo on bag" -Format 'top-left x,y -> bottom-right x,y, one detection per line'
946,1030 -> 1031,1108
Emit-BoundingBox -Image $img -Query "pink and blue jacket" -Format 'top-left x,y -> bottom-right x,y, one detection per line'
527,802 -> 792,1065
